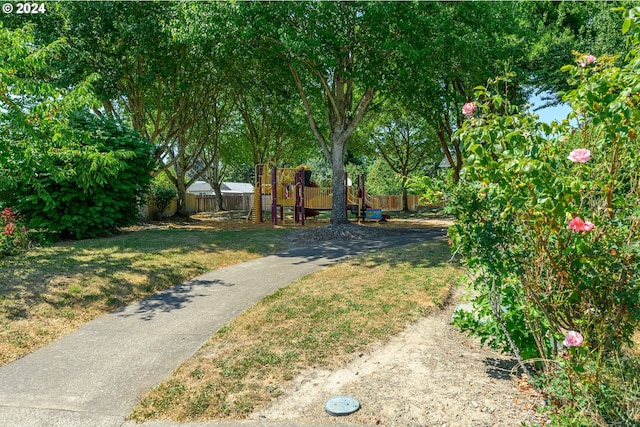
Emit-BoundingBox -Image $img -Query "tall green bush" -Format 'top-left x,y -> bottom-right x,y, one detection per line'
3,112 -> 154,239
1,23 -> 154,239
448,7 -> 640,424
149,179 -> 177,219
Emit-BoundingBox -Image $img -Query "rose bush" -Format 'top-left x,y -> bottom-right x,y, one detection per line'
448,7 -> 640,424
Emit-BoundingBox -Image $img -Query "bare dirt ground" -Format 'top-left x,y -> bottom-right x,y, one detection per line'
252,284 -> 546,427
150,211 -> 548,426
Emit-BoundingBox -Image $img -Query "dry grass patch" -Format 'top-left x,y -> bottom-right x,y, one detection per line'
130,238 -> 462,422
0,227 -> 290,366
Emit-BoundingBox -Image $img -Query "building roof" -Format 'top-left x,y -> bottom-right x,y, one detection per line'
221,182 -> 254,194
187,181 -> 214,193
187,181 -> 254,195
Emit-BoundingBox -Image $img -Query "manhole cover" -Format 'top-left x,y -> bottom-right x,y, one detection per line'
324,396 -> 360,416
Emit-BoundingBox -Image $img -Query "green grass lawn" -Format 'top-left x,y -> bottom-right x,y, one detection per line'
0,227 -> 292,365
129,239 -> 462,422
1,219 -> 464,424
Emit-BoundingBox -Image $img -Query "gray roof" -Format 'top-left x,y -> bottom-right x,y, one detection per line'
187,181 -> 254,195
186,181 -> 214,193
221,182 -> 254,194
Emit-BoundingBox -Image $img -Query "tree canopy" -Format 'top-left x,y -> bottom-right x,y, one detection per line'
1,0 -> 623,227
0,22 -> 153,237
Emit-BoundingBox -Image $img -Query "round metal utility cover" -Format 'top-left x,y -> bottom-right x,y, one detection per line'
324,396 -> 360,416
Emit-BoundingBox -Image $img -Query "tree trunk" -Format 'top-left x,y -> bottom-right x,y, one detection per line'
212,182 -> 225,211
204,160 -> 226,212
163,155 -> 190,219
175,180 -> 189,218
437,120 -> 461,184
401,176 -> 410,212
289,67 -> 374,226
330,139 -> 348,225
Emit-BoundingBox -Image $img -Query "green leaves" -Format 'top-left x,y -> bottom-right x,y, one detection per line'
1,83 -> 154,238
449,13 -> 640,408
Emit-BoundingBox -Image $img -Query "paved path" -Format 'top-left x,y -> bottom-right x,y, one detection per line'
0,231 -> 444,427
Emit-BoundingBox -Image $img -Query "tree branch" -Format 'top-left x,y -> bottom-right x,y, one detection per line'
341,86 -> 374,142
290,65 -> 331,160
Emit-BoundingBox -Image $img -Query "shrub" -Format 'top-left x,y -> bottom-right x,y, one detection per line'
409,170 -> 452,206
0,207 -> 29,257
3,112 -> 154,239
448,7 -> 640,424
149,183 -> 177,219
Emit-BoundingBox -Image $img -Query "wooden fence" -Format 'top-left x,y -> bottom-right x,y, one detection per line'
144,192 -> 432,219
146,193 -> 254,218
368,195 -> 426,211
194,194 -> 253,212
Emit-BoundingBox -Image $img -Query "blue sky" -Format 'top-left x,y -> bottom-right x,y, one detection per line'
529,92 -> 572,124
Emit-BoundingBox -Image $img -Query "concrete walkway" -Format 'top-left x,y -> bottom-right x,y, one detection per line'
0,231 -> 444,427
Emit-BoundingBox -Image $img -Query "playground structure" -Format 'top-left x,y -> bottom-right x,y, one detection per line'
252,164 -> 382,225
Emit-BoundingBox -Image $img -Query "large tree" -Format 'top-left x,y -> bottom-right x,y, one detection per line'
245,1 -> 532,199
524,1 -> 628,105
388,2 -> 531,183
232,59 -> 313,167
161,77 -> 236,215
244,2 -> 404,224
56,2 -> 239,216
366,104 -> 440,211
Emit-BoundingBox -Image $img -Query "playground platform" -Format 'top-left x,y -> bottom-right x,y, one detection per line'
252,164 -> 379,226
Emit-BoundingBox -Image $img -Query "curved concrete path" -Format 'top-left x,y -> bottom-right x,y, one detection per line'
0,230 -> 445,427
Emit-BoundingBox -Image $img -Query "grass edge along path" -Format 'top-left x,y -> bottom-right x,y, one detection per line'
0,227 -> 292,366
130,238 -> 462,422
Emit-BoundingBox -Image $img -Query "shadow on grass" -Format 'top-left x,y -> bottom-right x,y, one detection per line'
350,235 -> 456,269
0,228 -> 289,320
275,229 -> 451,268
1,227 -> 451,325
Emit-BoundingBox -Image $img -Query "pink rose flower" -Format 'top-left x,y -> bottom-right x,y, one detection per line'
583,220 -> 595,232
563,331 -> 583,348
462,102 -> 477,117
568,148 -> 591,163
568,216 -> 595,234
578,54 -> 596,67
568,217 -> 584,232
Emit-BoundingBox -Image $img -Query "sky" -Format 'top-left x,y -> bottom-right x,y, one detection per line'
528,92 -> 573,124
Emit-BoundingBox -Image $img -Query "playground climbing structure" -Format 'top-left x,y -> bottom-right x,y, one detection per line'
252,164 -> 381,225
